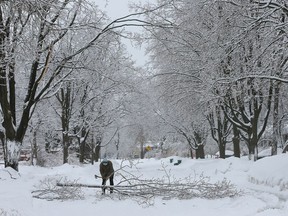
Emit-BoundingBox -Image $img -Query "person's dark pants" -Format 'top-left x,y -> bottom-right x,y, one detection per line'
102,174 -> 114,194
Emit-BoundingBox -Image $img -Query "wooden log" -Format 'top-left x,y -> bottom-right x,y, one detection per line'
56,182 -> 139,188
57,182 -> 104,188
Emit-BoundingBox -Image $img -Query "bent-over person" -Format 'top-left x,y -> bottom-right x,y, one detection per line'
99,158 -> 114,194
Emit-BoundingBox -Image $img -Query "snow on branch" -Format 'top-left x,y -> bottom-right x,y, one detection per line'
110,172 -> 241,202
32,177 -> 84,201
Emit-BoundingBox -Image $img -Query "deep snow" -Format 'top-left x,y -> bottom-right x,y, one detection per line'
1,154 -> 288,216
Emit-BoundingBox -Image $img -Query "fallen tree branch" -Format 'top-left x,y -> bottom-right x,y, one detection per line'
57,174 -> 241,200
32,177 -> 84,201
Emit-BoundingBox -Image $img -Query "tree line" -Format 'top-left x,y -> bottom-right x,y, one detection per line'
141,0 -> 288,160
0,0 -> 174,171
1,0 -> 288,171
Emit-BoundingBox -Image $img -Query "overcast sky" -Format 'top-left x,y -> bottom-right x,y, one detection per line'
97,0 -> 156,66
98,0 -> 132,20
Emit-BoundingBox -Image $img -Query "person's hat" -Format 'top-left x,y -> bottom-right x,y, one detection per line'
102,158 -> 108,166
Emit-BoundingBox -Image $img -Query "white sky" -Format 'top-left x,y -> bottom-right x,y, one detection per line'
97,0 -> 133,20
97,0 -> 156,66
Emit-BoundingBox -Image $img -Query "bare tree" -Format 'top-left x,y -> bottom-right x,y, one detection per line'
55,82 -> 77,164
140,0 -> 288,161
207,104 -> 232,159
212,0 -> 288,159
0,0 -> 173,170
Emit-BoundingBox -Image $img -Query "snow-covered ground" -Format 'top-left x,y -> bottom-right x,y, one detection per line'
1,154 -> 288,216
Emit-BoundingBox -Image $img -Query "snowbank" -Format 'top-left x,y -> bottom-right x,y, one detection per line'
0,155 -> 288,216
248,154 -> 288,190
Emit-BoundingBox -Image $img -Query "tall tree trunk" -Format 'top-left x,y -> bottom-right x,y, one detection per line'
248,132 -> 259,161
56,85 -> 73,164
95,144 -> 100,162
196,144 -> 205,159
115,132 -> 120,159
140,141 -> 145,159
136,128 -> 145,159
219,140 -> 225,159
63,132 -> 69,164
0,131 -> 6,163
232,124 -> 241,158
31,130 -> 38,166
79,140 -> 85,163
91,136 -> 95,165
189,148 -> 194,159
272,81 -> 281,155
0,7 -> 19,171
208,105 -> 230,159
5,140 -> 20,171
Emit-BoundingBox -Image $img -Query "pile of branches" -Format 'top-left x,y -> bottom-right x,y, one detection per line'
32,162 -> 241,204
54,173 -> 240,204
108,174 -> 240,200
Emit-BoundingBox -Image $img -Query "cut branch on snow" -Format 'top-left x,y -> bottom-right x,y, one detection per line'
55,174 -> 240,201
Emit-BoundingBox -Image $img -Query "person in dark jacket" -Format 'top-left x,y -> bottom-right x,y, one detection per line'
99,158 -> 114,194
